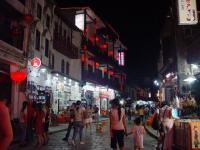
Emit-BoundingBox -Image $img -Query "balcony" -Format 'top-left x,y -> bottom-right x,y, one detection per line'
53,33 -> 79,59
0,1 -> 24,51
82,69 -> 121,91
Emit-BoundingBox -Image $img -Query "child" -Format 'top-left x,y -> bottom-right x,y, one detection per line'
129,117 -> 145,150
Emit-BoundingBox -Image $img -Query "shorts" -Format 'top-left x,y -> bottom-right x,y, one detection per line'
111,130 -> 125,149
44,122 -> 49,132
85,118 -> 93,124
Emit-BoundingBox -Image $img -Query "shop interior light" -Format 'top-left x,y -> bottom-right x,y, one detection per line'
183,76 -> 197,83
119,100 -> 124,105
191,64 -> 198,69
166,73 -> 171,78
68,79 -> 71,86
64,77 -> 67,80
40,68 -> 46,72
56,73 -> 59,77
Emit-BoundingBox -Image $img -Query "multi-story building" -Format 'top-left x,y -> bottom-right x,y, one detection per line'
0,0 -> 31,119
27,0 -> 82,114
158,0 -> 200,102
56,6 -> 127,114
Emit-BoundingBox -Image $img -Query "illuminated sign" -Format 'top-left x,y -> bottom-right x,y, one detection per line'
75,14 -> 85,31
31,57 -> 41,68
178,0 -> 198,25
118,51 -> 125,66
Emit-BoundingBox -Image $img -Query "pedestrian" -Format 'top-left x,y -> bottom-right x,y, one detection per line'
71,101 -> 85,145
34,103 -> 45,147
27,101 -> 36,143
0,92 -> 13,150
138,106 -> 144,124
110,98 -> 127,150
84,105 -> 93,134
19,101 -> 28,146
62,103 -> 76,143
128,117 -> 145,150
93,105 -> 99,130
43,102 -> 50,144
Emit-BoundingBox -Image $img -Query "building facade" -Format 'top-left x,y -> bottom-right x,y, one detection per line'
27,0 -> 82,114
56,6 -> 127,115
158,0 -> 200,102
0,0 -> 31,119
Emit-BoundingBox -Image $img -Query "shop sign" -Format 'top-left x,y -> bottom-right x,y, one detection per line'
118,51 -> 125,66
177,0 -> 198,25
31,57 -> 41,68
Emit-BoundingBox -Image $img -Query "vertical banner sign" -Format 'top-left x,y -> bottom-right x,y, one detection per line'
75,14 -> 85,31
177,0 -> 198,25
118,51 -> 125,66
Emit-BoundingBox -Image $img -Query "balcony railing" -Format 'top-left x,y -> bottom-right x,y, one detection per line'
82,69 -> 121,90
53,33 -> 79,59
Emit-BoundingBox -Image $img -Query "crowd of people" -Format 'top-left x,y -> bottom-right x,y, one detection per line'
62,101 -> 99,145
0,89 -> 176,150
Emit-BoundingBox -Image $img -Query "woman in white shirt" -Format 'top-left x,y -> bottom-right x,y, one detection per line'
110,99 -> 127,150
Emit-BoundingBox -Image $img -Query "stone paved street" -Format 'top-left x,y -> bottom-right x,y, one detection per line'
9,122 -> 157,150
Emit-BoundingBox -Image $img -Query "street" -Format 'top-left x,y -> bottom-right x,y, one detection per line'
9,122 -> 157,150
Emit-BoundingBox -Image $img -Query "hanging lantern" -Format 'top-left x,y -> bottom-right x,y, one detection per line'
95,62 -> 100,68
23,14 -> 33,24
10,70 -> 27,82
108,50 -> 113,56
95,37 -> 99,42
100,44 -> 107,49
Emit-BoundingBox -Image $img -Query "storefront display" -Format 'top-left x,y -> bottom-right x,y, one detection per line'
174,119 -> 200,150
27,62 -> 81,114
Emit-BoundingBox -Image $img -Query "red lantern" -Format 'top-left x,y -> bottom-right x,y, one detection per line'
100,44 -> 107,49
23,14 -> 33,24
95,62 -> 100,68
95,37 -> 99,42
10,71 -> 27,82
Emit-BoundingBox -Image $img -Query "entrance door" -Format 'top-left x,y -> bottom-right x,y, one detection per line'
0,71 -> 11,104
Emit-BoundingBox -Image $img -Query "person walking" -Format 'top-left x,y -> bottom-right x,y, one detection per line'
129,117 -> 145,150
34,103 -> 45,147
19,101 -> 28,146
62,103 -> 75,143
71,101 -> 85,145
84,105 -> 93,134
0,93 -> 13,150
43,103 -> 50,144
110,99 -> 127,150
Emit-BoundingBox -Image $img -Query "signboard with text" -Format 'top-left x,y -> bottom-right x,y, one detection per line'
178,0 -> 198,25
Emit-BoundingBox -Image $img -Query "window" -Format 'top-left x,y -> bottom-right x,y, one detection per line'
35,30 -> 40,50
45,39 -> 49,57
52,54 -> 54,69
37,3 -> 42,19
66,62 -> 70,75
46,15 -> 50,28
61,59 -> 65,73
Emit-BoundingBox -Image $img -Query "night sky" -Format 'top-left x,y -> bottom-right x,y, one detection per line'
57,0 -> 169,87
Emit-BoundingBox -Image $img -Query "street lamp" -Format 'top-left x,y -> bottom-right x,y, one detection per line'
154,80 -> 159,86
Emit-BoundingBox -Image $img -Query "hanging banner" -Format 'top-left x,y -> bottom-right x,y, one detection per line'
177,0 -> 198,25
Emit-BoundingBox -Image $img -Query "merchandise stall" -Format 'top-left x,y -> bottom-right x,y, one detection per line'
174,119 -> 200,150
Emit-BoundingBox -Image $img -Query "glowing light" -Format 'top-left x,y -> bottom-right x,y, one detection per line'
183,76 -> 197,83
191,64 -> 198,69
40,68 -> 46,72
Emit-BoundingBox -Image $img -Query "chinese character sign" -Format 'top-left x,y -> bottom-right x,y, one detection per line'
190,122 -> 200,149
178,0 -> 198,25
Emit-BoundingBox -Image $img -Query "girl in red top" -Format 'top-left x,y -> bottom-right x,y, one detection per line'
34,103 -> 45,147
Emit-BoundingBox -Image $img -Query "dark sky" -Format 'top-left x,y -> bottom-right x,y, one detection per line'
57,0 -> 168,87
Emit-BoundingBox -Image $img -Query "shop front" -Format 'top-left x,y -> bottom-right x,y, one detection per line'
82,82 -> 116,115
27,60 -> 81,114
